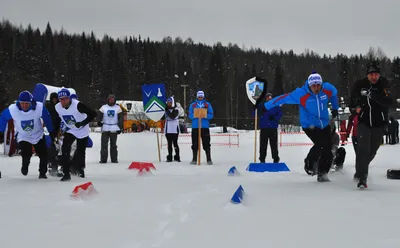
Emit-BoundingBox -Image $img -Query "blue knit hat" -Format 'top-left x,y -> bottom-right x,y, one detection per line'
58,88 -> 70,99
18,91 -> 32,102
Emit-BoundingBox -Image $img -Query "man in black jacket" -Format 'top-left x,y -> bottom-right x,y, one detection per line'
349,61 -> 393,189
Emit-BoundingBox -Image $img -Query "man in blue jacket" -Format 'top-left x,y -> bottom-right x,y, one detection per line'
188,90 -> 214,165
265,72 -> 339,182
0,91 -> 55,178
256,93 -> 282,163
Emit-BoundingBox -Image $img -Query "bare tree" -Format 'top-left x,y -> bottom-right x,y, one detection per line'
366,46 -> 387,60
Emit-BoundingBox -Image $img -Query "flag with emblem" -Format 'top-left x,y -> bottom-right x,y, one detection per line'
246,77 -> 266,104
142,84 -> 166,121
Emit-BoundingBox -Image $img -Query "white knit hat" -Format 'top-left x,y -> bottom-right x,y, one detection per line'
308,73 -> 323,86
197,90 -> 205,98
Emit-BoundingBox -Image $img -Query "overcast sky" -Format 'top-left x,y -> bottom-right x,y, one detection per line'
1,0 -> 399,58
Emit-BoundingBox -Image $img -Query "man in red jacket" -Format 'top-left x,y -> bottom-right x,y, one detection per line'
347,106 -> 360,153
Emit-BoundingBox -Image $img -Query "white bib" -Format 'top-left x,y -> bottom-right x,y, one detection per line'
164,109 -> 180,134
9,102 -> 44,144
55,99 -> 89,139
100,104 -> 121,132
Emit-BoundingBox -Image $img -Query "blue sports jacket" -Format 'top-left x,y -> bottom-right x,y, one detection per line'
188,100 -> 214,128
254,104 -> 282,129
265,81 -> 338,129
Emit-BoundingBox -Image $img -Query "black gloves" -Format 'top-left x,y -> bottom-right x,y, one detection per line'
331,110 -> 338,119
75,122 -> 84,128
97,121 -> 103,127
0,132 -> 4,145
117,130 -> 122,135
49,131 -> 57,141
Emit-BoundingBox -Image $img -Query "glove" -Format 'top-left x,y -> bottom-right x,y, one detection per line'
75,121 -> 84,128
117,130 -> 122,135
0,132 -> 4,145
204,103 -> 209,109
361,88 -> 370,97
269,116 -> 275,121
49,131 -> 57,141
331,110 -> 338,119
97,121 -> 103,127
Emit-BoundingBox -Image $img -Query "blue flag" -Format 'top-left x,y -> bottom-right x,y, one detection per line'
142,84 -> 167,121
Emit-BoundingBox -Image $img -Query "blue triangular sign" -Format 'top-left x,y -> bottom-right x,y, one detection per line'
228,166 -> 239,176
231,185 -> 244,204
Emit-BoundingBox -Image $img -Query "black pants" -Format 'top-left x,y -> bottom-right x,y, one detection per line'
191,128 -> 211,151
61,133 -> 88,175
355,123 -> 384,180
390,131 -> 396,145
259,128 -> 279,162
19,137 -> 48,175
101,132 -> 118,162
351,136 -> 358,153
303,125 -> 333,175
166,133 -> 179,159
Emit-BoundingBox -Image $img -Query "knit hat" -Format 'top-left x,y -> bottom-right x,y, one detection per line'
58,88 -> 70,99
307,72 -> 323,86
166,96 -> 175,107
366,61 -> 380,75
266,92 -> 273,97
107,94 -> 116,100
197,90 -> 205,98
18,91 -> 32,102
49,92 -> 58,101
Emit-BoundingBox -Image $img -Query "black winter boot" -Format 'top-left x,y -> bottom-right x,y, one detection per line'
174,154 -> 181,162
166,154 -> 173,162
190,150 -> 197,165
206,150 -> 213,165
60,173 -> 71,181
174,147 -> 180,162
357,177 -> 368,189
317,173 -> 330,182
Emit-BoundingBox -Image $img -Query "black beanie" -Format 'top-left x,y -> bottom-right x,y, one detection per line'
366,61 -> 380,75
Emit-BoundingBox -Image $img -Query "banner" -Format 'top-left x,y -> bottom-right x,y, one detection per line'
245,77 -> 266,105
142,84 -> 166,121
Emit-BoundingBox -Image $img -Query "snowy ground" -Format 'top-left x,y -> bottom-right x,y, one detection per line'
1,130 -> 400,248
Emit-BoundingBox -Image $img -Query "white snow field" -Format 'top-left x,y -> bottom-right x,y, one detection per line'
1,130 -> 400,248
